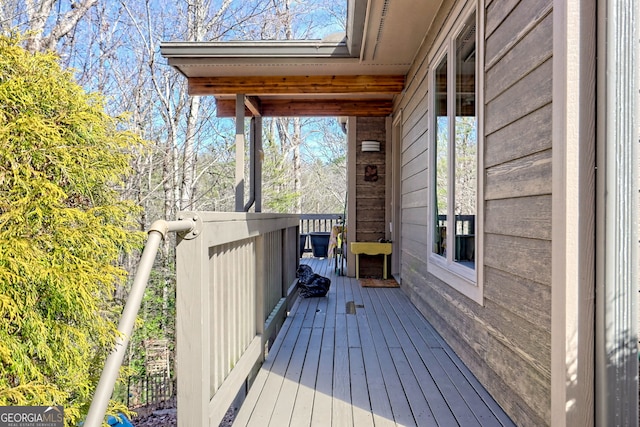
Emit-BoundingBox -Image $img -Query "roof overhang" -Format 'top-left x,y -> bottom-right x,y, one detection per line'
160,0 -> 443,117
160,40 -> 353,61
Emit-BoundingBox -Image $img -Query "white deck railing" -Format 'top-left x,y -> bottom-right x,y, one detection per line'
175,212 -> 299,426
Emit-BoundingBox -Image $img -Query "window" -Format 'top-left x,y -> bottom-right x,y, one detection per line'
430,8 -> 481,300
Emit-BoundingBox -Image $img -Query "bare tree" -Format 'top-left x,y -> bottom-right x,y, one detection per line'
2,0 -> 349,382
17,0 -> 98,52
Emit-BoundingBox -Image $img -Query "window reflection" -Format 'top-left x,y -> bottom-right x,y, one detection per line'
454,12 -> 476,268
432,11 -> 477,270
433,56 -> 448,257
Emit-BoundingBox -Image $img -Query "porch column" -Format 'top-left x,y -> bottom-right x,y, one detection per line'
551,1 -> 596,426
254,116 -> 263,212
235,93 -> 245,212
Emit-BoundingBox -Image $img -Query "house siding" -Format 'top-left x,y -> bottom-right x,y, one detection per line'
396,0 -> 553,425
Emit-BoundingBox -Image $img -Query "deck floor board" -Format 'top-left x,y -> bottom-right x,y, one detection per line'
235,258 -> 515,426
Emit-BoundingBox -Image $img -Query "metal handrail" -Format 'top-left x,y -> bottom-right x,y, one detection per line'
84,219 -> 196,427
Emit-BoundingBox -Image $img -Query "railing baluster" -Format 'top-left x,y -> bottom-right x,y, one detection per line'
175,213 -> 299,427
89,213 -> 335,426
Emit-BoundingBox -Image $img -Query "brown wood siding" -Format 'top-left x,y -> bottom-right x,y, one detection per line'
355,117 -> 388,278
481,0 -> 554,421
396,0 -> 553,425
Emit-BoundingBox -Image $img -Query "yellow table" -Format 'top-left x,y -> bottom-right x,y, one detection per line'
350,242 -> 392,279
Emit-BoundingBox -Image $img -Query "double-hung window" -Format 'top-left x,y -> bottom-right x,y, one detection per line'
430,7 -> 482,303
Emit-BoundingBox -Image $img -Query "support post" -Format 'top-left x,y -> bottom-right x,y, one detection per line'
244,116 -> 262,212
176,215 -> 210,427
235,93 -> 245,212
255,116 -> 263,212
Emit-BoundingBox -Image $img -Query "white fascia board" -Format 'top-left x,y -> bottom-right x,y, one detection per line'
160,40 -> 353,59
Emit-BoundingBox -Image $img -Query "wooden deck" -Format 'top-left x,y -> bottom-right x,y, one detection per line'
234,258 -> 515,426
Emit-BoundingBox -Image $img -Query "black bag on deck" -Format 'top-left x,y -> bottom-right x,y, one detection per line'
296,264 -> 331,298
299,274 -> 331,298
297,264 -> 314,284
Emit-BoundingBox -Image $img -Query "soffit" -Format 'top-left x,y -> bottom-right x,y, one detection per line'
160,0 -> 443,116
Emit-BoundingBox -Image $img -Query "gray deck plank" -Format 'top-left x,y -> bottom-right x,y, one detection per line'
233,258 -> 515,427
313,291 -> 328,329
349,346 -> 374,427
384,289 -> 509,426
350,279 -> 396,427
311,326 -> 334,427
233,294 -> 304,426
332,313 -> 353,426
289,326 -> 323,425
322,263 -> 337,331
436,343 -> 518,427
267,326 -> 312,426
364,287 -> 401,348
243,298 -> 310,427
388,346 -> 437,425
359,287 -> 417,426
302,297 -> 320,327
346,311 -> 361,348
398,295 -> 516,427
343,271 -> 354,308
380,288 -> 471,426
366,288 -> 437,425
335,274 -> 347,315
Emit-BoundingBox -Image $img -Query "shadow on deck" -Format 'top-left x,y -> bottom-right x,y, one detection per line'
234,257 -> 515,426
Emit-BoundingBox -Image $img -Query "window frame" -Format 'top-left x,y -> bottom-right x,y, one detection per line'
428,2 -> 484,304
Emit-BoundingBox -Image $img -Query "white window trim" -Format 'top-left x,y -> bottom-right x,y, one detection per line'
428,1 -> 484,305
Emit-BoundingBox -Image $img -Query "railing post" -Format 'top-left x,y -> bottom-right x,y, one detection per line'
283,226 -> 297,296
176,219 -> 210,427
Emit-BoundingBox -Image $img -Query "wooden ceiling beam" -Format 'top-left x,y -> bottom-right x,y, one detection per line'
244,96 -> 262,116
215,98 -> 393,117
190,75 -> 405,96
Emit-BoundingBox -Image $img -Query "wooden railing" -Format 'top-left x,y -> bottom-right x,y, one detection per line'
299,214 -> 343,255
435,215 -> 476,261
299,213 -> 343,234
175,212 -> 299,427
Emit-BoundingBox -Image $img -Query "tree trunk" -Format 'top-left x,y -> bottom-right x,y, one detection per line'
181,93 -> 201,211
292,118 -> 302,213
23,0 -> 97,52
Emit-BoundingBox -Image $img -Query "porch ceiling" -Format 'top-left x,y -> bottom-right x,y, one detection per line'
160,0 -> 443,117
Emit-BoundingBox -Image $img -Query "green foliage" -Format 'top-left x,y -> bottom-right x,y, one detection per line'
435,116 -> 449,215
0,34 -> 144,425
453,117 -> 477,215
129,268 -> 176,378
